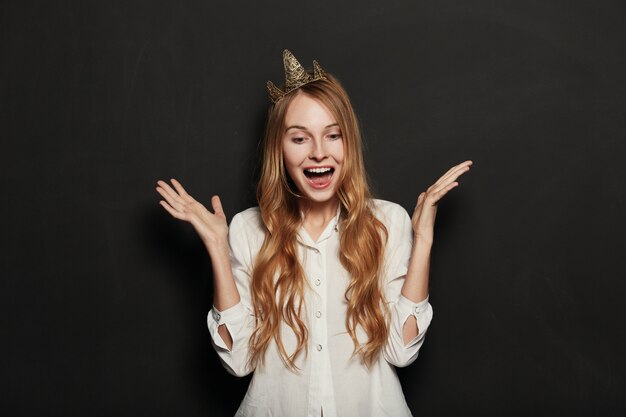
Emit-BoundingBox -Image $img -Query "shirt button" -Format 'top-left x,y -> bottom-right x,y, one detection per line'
313,248 -> 320,254
316,344 -> 323,351
314,279 -> 321,286
214,311 -> 221,321
315,311 -> 322,318
414,306 -> 420,314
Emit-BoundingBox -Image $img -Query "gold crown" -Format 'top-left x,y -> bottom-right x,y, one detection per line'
267,49 -> 327,103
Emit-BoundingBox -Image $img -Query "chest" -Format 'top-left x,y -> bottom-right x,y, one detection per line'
296,235 -> 352,332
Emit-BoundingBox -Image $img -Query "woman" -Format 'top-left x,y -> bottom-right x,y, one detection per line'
156,50 -> 472,417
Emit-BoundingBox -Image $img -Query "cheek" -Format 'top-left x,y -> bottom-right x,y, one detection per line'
332,141 -> 345,164
281,142 -> 294,167
281,145 -> 305,181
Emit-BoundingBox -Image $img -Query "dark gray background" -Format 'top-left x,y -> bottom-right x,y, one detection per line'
2,0 -> 625,416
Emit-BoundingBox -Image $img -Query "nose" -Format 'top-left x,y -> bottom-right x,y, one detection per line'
309,138 -> 328,161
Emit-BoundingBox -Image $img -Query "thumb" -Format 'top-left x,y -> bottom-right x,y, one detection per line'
415,192 -> 425,209
211,195 -> 225,217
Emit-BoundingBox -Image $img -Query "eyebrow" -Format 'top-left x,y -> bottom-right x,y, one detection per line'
284,123 -> 339,133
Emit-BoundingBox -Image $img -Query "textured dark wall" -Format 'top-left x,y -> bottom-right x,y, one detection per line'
2,0 -> 625,416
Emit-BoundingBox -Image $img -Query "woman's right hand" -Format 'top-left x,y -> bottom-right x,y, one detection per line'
156,178 -> 228,249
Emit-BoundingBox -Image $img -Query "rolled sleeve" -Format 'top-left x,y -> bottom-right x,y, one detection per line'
384,294 -> 433,367
206,211 -> 259,377
207,300 -> 256,376
207,302 -> 249,352
380,202 -> 434,367
395,294 -> 433,347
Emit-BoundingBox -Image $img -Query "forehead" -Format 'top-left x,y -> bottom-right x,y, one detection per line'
284,92 -> 336,128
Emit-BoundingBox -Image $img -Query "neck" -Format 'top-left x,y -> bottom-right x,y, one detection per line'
299,197 -> 339,225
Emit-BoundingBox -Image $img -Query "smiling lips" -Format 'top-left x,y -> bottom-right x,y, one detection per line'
303,167 -> 335,189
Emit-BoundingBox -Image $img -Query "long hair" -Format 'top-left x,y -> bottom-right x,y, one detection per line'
249,73 -> 389,370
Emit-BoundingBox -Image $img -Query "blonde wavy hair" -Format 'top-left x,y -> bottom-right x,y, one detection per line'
249,73 -> 389,370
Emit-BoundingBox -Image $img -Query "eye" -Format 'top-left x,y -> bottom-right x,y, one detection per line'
328,132 -> 343,140
292,136 -> 307,144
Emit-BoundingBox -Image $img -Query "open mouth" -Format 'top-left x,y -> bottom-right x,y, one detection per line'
303,167 -> 335,188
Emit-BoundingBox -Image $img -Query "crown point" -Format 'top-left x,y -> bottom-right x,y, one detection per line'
283,50 -> 311,91
313,60 -> 326,79
267,81 -> 284,103
267,49 -> 327,103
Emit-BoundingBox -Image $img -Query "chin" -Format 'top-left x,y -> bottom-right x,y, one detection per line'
302,190 -> 338,204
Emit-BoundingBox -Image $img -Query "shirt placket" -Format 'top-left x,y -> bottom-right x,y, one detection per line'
307,239 -> 328,417
298,210 -> 340,417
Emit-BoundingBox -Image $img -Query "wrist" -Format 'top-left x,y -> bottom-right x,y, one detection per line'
204,237 -> 230,255
412,234 -> 433,246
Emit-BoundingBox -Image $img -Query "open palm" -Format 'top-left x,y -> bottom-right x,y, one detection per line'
155,178 -> 228,246
412,160 -> 473,243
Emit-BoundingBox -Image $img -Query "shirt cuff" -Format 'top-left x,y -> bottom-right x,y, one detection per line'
396,294 -> 433,346
207,302 -> 247,351
210,302 -> 246,325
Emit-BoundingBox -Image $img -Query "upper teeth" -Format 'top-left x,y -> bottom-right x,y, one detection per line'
306,167 -> 332,173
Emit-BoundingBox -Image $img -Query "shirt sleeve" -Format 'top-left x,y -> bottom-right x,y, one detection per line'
206,212 -> 257,377
381,203 -> 434,368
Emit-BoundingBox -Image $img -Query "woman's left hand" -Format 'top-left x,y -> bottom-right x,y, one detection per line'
412,160 -> 473,243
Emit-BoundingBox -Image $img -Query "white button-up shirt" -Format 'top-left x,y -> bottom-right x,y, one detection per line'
207,199 -> 433,417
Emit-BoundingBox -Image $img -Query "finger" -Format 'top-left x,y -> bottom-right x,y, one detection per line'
439,165 -> 471,191
431,181 -> 459,202
436,160 -> 470,183
170,178 -> 199,204
428,170 -> 467,197
159,200 -> 187,220
156,180 -> 186,207
445,162 -> 472,182
211,195 -> 225,218
434,162 -> 472,189
433,170 -> 468,194
430,160 -> 473,187
156,186 -> 186,211
170,178 -> 191,198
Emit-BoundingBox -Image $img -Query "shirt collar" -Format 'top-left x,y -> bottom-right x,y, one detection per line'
296,204 -> 341,247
